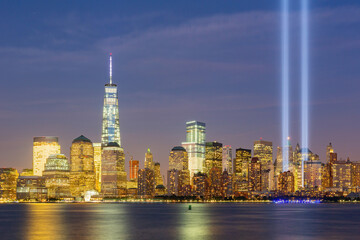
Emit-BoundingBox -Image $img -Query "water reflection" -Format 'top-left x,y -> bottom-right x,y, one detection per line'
24,204 -> 66,240
178,204 -> 211,240
1,203 -> 360,240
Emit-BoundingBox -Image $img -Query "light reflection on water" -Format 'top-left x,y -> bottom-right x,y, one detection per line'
1,203 -> 360,240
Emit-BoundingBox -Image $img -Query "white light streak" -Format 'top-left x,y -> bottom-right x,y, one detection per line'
282,0 -> 290,172
301,0 -> 309,187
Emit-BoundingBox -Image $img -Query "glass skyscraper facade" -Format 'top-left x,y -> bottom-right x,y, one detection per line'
101,54 -> 121,147
181,121 -> 206,178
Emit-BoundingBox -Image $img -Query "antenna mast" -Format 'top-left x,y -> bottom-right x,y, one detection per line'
109,53 -> 112,84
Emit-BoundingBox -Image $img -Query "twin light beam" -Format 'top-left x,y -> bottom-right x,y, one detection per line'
282,0 -> 309,187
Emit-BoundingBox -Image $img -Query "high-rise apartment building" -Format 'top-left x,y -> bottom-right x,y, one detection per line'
204,141 -> 223,175
101,54 -> 121,147
101,142 -> 127,197
222,145 -> 233,174
70,135 -> 96,198
129,159 -> 139,180
181,121 -> 206,178
33,137 -> 61,176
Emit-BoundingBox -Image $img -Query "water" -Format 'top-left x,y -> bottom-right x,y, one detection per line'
1,203 -> 360,240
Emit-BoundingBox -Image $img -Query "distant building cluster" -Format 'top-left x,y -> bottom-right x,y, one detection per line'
0,55 -> 358,202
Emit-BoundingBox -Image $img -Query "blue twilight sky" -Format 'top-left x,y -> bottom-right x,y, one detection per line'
0,1 -> 360,177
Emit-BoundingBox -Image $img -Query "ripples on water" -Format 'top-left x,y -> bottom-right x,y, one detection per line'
1,203 -> 360,240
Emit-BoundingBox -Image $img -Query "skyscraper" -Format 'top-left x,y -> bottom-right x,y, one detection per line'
326,143 -> 334,163
138,168 -> 155,199
234,148 -> 251,192
93,143 -> 102,192
101,142 -> 127,197
129,159 -> 139,180
154,162 -> 164,186
169,146 -> 188,171
253,139 -> 273,168
144,148 -> 154,170
101,54 -> 121,147
222,145 -> 233,174
33,137 -> 61,176
168,146 -> 190,196
0,168 -> 18,200
181,121 -> 206,178
248,157 -> 262,192
204,141 -> 223,175
70,135 -> 96,198
43,154 -> 71,199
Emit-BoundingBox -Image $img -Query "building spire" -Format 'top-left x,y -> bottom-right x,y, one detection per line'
109,53 -> 112,84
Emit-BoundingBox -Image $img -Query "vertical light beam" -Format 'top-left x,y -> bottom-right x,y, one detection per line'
301,0 -> 309,187
282,0 -> 290,172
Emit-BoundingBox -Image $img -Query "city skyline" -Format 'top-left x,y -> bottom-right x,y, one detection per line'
1,1 -> 360,179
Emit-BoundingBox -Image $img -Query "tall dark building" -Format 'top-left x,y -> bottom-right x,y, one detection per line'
204,141 -> 223,175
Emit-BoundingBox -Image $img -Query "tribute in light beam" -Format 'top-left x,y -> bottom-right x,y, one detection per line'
301,0 -> 309,187
282,0 -> 290,172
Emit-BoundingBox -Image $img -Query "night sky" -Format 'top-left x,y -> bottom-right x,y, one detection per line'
1,1 -> 360,178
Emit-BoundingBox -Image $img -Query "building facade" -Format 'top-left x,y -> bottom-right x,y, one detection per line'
93,143 -> 102,192
43,154 -> 71,199
234,148 -> 251,192
70,135 -> 96,198
204,141 -> 223,175
101,54 -> 121,147
253,140 -> 273,168
0,168 -> 18,201
33,136 -> 61,176
101,142 -> 127,197
129,159 -> 139,180
222,145 -> 233,174
137,168 -> 155,199
181,121 -> 206,178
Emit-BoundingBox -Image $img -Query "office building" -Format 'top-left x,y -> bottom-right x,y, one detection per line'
101,142 -> 127,197
234,148 -> 251,192
253,139 -> 273,168
248,158 -> 262,192
101,54 -> 121,147
0,168 -> 18,200
204,141 -> 223,175
93,143 -> 102,192
70,135 -> 96,198
144,148 -> 154,170
43,154 -> 71,199
182,121 -> 206,178
137,168 -> 155,199
129,159 -> 139,180
222,145 -> 233,174
33,137 -> 61,176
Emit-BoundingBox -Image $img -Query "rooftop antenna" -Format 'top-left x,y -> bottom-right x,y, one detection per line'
109,53 -> 112,84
